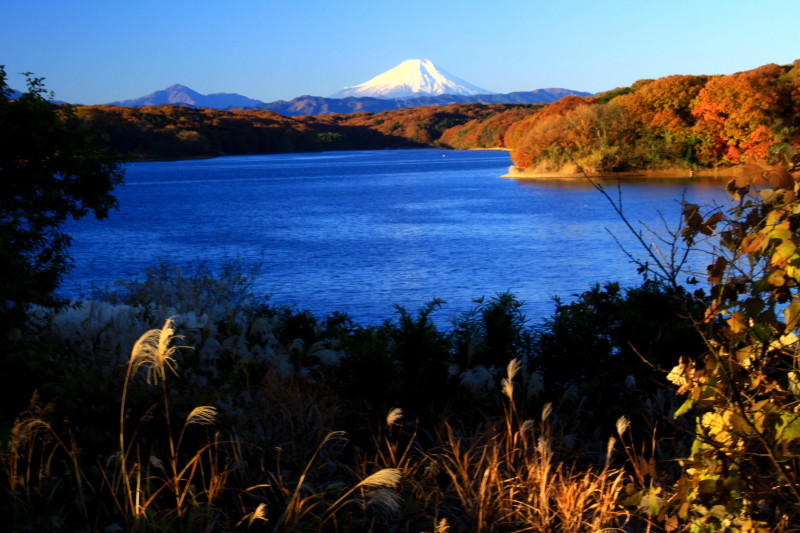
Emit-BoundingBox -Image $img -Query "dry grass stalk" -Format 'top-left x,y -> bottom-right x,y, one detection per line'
421,362 -> 629,532
277,430 -> 347,528
1,395 -> 91,525
111,318 -> 225,524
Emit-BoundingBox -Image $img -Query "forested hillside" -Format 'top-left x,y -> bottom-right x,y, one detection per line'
505,60 -> 800,174
73,102 -> 534,160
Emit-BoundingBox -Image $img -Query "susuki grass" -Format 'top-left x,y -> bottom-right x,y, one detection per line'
414,361 -> 628,532
2,261 -> 772,531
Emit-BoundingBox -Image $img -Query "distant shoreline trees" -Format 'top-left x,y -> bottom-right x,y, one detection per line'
72,102 -> 536,160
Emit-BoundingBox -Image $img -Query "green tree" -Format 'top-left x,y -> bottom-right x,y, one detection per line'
0,67 -> 124,341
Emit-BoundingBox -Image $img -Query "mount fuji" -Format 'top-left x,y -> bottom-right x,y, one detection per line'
329,59 -> 494,99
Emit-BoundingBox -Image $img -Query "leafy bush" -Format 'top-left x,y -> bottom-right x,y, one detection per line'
662,158 -> 800,529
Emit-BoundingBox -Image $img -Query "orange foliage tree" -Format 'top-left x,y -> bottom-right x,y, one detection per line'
505,96 -> 593,169
691,64 -> 790,164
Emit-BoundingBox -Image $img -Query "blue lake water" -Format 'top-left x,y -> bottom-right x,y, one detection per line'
61,149 -> 732,325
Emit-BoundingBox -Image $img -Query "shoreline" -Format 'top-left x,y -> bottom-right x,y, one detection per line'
502,165 -> 739,180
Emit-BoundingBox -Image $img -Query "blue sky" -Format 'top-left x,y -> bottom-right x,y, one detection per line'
2,0 -> 798,104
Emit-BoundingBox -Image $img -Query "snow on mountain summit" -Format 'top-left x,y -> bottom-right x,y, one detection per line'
330,59 -> 494,99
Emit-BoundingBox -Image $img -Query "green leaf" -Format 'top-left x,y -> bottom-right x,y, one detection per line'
639,492 -> 664,516
674,398 -> 693,418
777,412 -> 800,443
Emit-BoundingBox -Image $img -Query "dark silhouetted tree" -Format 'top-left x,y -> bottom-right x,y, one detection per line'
0,67 -> 124,336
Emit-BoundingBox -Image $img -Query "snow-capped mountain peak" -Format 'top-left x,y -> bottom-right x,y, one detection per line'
330,59 -> 494,100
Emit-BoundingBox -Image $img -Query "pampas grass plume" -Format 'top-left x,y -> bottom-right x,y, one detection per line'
386,408 -> 403,428
366,488 -> 402,514
541,402 -> 553,423
501,358 -> 522,400
130,317 -> 184,384
616,416 -> 630,437
186,406 -> 218,427
251,502 -> 268,524
506,358 -> 522,381
357,468 -> 402,489
460,366 -> 494,393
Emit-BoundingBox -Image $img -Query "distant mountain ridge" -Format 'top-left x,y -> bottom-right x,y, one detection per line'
103,85 -> 593,116
101,59 -> 593,114
107,84 -> 263,108
329,59 -> 493,99
255,89 -> 592,115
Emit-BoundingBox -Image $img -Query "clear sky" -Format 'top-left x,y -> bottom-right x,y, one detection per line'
1,0 -> 798,105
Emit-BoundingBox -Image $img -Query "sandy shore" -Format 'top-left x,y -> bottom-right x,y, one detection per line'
502,165 -> 738,179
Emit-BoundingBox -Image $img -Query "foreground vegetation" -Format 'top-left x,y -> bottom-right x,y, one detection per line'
6,156 -> 800,531
5,62 -> 800,531
3,272 -> 667,532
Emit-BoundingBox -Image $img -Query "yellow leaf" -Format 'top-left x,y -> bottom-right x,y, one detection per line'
741,233 -> 768,253
767,270 -> 786,287
727,312 -> 747,334
778,413 -> 800,442
786,302 -> 800,330
768,227 -> 792,241
674,398 -> 693,418
771,240 -> 796,266
767,269 -> 786,286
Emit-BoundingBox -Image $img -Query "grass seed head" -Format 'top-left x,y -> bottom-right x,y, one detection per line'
357,468 -> 402,489
616,416 -> 630,437
186,406 -> 218,427
365,488 -> 402,514
386,407 -> 403,428
129,317 -> 185,384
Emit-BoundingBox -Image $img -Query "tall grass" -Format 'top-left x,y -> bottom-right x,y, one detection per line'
414,361 -> 628,532
3,265 -> 764,531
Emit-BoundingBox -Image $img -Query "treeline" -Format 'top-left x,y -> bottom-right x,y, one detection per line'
73,102 -> 536,160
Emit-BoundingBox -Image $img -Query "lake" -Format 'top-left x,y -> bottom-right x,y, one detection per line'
61,149 -> 732,326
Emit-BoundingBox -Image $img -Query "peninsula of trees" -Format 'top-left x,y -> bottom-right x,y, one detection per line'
72,60 -> 800,175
